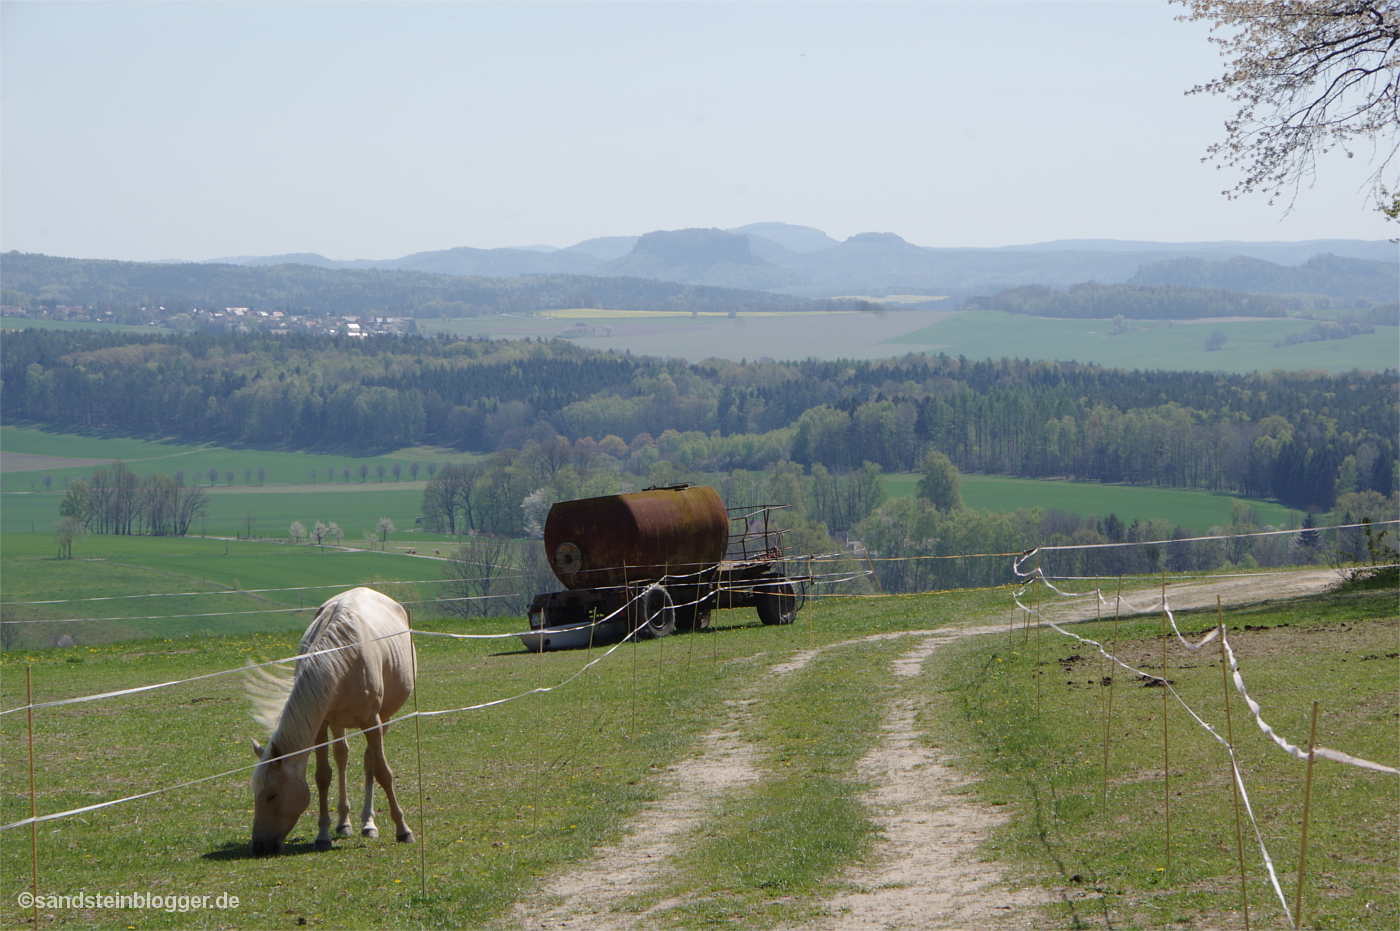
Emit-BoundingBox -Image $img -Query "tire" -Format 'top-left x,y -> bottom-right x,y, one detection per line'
755,580 -> 798,626
633,585 -> 676,639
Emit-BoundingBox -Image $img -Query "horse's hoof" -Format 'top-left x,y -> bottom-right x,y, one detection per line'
362,827 -> 379,839
337,826 -> 352,837
397,831 -> 415,844
314,838 -> 333,852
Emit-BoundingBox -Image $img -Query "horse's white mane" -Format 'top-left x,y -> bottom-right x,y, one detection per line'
244,660 -> 297,736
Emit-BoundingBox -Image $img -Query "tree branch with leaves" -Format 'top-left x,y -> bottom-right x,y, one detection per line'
1176,0 -> 1400,216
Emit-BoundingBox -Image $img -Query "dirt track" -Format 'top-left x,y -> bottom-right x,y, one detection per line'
506,568 -> 1343,930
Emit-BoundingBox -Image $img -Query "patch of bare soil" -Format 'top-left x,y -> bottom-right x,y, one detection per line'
823,636 -> 1050,930
0,452 -> 113,474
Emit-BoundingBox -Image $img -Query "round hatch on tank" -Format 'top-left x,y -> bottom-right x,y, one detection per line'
555,542 -> 584,575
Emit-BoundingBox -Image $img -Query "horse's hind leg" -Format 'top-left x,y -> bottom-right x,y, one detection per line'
333,727 -> 352,836
360,735 -> 379,839
314,725 -> 334,851
364,718 -> 414,844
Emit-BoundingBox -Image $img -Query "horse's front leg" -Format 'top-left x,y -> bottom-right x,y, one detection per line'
333,726 -> 352,836
364,718 -> 414,844
314,724 -> 334,851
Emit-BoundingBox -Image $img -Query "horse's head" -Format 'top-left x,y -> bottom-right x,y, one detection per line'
249,739 -> 311,855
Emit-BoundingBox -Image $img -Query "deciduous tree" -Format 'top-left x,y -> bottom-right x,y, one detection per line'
1176,0 -> 1400,215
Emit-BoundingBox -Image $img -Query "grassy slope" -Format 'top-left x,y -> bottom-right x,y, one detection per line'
926,586 -> 1399,930
886,472 -> 1301,533
1,582 -> 1393,929
885,310 -> 1400,375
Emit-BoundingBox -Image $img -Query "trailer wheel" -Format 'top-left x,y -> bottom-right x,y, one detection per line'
633,585 -> 676,639
756,580 -> 798,626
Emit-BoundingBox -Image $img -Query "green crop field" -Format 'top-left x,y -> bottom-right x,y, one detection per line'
884,310 -> 1400,374
0,425 -> 474,492
2,487 -> 430,540
0,532 -> 442,648
0,576 -> 1393,929
885,472 -> 1302,533
0,317 -> 171,334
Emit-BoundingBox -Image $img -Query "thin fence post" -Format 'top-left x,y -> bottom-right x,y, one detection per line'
1103,577 -> 1122,806
534,597 -> 545,836
27,666 -> 40,930
1219,601 -> 1250,931
407,608 -> 427,896
1034,554 -> 1043,716
1293,701 -> 1321,931
1161,568 -> 1171,881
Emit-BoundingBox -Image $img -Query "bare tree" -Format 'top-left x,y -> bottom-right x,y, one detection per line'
1176,0 -> 1400,214
376,463 -> 387,482
256,466 -> 266,485
409,461 -> 421,481
358,463 -> 370,483
437,537 -> 528,618
224,470 -> 235,485
392,462 -> 403,481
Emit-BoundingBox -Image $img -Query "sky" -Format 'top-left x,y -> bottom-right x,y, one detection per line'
2,1 -> 1395,263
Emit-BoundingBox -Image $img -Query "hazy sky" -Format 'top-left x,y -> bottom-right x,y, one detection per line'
2,1 -> 1394,262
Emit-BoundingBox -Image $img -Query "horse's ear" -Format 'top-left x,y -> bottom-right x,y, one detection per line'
251,739 -> 264,759
266,741 -> 282,767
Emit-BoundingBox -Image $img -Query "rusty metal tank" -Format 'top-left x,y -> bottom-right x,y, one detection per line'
544,484 -> 730,590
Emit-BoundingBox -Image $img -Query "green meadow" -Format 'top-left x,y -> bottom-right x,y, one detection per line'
0,317 -> 170,334
0,578 -> 1393,929
0,533 -> 440,648
0,424 -> 473,490
885,310 -> 1400,374
886,472 -> 1302,533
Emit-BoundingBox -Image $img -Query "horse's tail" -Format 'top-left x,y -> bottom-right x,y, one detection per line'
244,660 -> 296,735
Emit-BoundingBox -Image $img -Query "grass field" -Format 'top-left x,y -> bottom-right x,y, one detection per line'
415,309 -> 1399,371
886,472 -> 1302,533
1,487 -> 431,541
927,585 -> 1400,930
885,310 -> 1400,375
0,533 -> 441,648
0,578 -> 1393,929
0,424 -> 474,493
0,318 -> 171,334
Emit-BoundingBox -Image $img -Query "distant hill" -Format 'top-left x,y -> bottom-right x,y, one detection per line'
725,222 -> 839,253
963,282 -> 1333,320
559,235 -> 639,261
595,228 -> 805,289
999,238 -> 1398,265
1128,253 -> 1398,303
187,228 -> 1396,296
0,252 -> 827,316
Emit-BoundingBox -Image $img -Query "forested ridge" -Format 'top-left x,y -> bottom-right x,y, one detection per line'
4,328 -> 1396,511
0,251 -> 855,317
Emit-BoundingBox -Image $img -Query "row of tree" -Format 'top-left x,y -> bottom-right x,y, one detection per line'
5,329 -> 1396,511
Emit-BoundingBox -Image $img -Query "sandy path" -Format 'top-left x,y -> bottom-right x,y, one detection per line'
506,569 -> 1342,930
824,634 -> 1049,930
508,649 -> 822,931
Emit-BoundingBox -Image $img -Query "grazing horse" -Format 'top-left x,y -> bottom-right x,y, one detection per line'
247,587 -> 416,855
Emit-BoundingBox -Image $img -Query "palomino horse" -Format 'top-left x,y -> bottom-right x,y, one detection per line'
248,587 -> 416,855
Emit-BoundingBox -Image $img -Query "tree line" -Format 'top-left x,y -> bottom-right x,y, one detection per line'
57,461 -> 208,538
4,328 -> 1396,512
